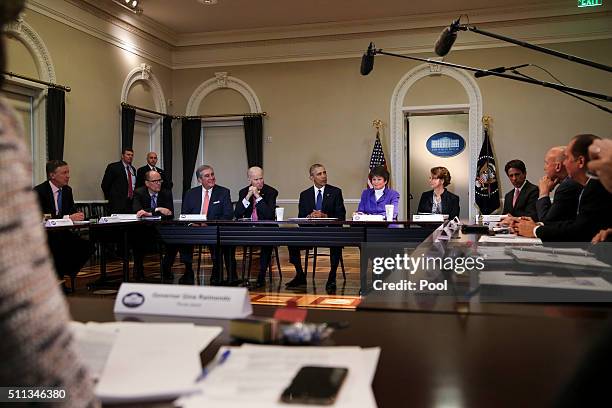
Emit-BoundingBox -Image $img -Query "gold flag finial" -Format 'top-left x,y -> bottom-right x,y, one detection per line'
482,115 -> 492,131
372,119 -> 383,131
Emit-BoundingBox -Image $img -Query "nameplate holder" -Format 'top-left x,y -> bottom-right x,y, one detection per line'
352,214 -> 384,221
114,283 -> 252,319
179,214 -> 208,221
413,214 -> 445,222
481,215 -> 506,223
110,213 -> 139,220
45,218 -> 73,227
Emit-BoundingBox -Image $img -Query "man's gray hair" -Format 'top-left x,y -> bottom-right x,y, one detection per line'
196,164 -> 213,179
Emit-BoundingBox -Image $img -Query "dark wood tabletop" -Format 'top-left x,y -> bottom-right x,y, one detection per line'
67,296 -> 611,408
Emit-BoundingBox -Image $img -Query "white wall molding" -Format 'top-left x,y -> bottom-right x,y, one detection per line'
26,0 -> 173,68
185,73 -> 262,116
390,63 -> 483,221
5,17 -> 56,82
22,0 -> 612,69
121,63 -> 168,113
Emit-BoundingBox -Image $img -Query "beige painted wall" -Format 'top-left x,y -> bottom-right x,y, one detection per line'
4,8 -> 611,217
4,10 -> 172,200
172,39 -> 611,216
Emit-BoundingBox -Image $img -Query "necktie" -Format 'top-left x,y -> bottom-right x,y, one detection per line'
512,188 -> 520,207
251,197 -> 258,221
56,188 -> 62,216
151,193 -> 157,210
315,189 -> 323,211
126,165 -> 133,199
201,189 -> 210,215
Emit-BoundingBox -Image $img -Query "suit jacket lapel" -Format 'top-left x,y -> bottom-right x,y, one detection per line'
46,182 -> 58,216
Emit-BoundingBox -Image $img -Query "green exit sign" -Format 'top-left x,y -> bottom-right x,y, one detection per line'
578,0 -> 602,7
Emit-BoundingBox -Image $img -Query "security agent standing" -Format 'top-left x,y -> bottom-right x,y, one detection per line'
135,151 -> 173,190
101,147 -> 137,214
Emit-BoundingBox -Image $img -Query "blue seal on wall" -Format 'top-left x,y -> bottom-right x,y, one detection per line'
426,132 -> 466,157
122,292 -> 145,308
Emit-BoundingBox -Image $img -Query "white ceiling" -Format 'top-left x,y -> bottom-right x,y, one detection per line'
129,0 -> 557,34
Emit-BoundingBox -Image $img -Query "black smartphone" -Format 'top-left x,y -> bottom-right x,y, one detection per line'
280,366 -> 349,405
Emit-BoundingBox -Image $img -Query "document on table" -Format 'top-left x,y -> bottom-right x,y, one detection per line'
480,271 -> 612,291
176,345 -> 380,408
510,249 -> 612,270
478,235 -> 542,245
70,321 -> 222,403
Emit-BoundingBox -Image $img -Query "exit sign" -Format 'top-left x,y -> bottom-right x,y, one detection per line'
578,0 -> 602,7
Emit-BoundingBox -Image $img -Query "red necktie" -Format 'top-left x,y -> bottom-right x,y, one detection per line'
251,197 -> 258,221
126,166 -> 133,199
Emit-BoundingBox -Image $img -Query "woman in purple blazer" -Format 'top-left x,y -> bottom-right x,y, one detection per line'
357,166 -> 400,219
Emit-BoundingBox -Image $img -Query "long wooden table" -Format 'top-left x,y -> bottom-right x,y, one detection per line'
67,296 -> 612,407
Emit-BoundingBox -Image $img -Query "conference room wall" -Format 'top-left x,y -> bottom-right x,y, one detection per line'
5,8 -> 610,214
171,38 -> 611,216
4,9 -> 173,201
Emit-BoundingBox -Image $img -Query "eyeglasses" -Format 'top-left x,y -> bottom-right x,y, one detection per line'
147,179 -> 163,184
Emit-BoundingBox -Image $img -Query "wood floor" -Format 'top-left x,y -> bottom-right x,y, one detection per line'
66,247 -> 363,310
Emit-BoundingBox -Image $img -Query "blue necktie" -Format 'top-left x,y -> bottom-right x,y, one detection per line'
151,193 -> 157,210
315,189 -> 323,211
57,189 -> 62,216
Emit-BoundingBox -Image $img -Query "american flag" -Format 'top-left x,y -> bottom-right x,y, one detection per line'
368,131 -> 387,187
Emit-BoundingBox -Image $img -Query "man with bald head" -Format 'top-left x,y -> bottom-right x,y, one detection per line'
234,166 -> 278,288
536,146 -> 583,223
136,151 -> 173,190
518,134 -> 612,241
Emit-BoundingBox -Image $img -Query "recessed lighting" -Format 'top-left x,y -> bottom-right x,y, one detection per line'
198,0 -> 219,5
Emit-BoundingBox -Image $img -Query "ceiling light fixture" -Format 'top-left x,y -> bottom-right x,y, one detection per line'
112,0 -> 143,14
198,0 -> 219,5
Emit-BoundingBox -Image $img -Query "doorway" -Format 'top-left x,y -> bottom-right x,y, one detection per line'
406,112 -> 469,219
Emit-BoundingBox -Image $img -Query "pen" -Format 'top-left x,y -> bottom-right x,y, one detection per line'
195,349 -> 231,382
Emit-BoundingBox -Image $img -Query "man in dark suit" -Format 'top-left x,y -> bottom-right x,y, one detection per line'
180,164 -> 236,285
518,134 -> 612,242
536,146 -> 582,223
131,170 -> 174,281
135,151 -> 173,191
234,166 -> 278,288
34,160 -> 90,283
101,147 -> 137,214
501,159 -> 538,220
286,164 -> 346,293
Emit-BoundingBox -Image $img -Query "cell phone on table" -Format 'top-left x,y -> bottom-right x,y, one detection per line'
280,366 -> 348,405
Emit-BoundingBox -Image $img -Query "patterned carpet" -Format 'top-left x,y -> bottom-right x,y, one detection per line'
68,247 -> 362,310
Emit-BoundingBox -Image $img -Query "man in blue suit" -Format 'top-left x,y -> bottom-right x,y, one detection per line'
179,164 -> 237,285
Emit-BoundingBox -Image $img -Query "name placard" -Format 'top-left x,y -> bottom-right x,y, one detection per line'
352,214 -> 384,221
45,218 -> 74,227
110,213 -> 139,220
413,214 -> 445,222
179,214 -> 208,221
481,214 -> 506,222
114,283 -> 252,319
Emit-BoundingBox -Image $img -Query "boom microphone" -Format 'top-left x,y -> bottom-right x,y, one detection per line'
434,18 -> 461,57
360,42 -> 375,76
474,64 -> 530,78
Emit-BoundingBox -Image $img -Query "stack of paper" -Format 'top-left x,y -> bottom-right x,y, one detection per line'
176,345 -> 380,407
70,321 -> 222,403
478,235 -> 543,245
